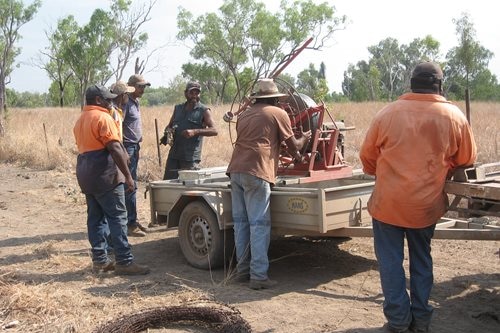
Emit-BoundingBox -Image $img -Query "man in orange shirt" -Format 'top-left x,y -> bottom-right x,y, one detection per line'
74,84 -> 150,276
360,62 -> 476,333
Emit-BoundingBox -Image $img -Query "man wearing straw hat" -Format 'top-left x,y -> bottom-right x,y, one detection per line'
227,78 -> 311,290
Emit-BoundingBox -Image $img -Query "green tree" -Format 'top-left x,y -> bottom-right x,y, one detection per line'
296,63 -> 329,101
367,38 -> 405,101
342,36 -> 441,101
318,62 -> 326,79
60,10 -> 117,108
6,88 -> 47,108
47,79 -> 79,107
445,12 -> 495,100
38,17 -> 77,107
342,61 -> 381,101
0,0 -> 41,135
43,1 -> 155,108
177,0 -> 346,103
109,0 -> 155,80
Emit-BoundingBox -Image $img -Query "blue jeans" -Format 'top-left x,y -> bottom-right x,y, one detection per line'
372,218 -> 435,331
230,173 -> 271,280
85,184 -> 133,265
124,143 -> 139,228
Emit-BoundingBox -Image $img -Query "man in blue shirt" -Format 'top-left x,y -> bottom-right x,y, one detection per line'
122,74 -> 151,237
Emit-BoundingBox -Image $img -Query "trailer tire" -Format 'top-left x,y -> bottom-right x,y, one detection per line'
178,201 -> 233,269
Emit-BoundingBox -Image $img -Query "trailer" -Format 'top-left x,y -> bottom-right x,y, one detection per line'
148,40 -> 499,269
147,164 -> 500,269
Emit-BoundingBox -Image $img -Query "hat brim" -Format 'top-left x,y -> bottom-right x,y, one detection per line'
253,92 -> 288,99
129,81 -> 151,87
102,91 -> 118,99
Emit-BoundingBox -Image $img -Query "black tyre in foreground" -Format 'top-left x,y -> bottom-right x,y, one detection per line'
178,201 -> 234,269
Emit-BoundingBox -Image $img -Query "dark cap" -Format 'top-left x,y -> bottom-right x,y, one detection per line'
85,84 -> 117,100
186,81 -> 201,92
411,62 -> 443,80
411,62 -> 443,93
127,74 -> 151,87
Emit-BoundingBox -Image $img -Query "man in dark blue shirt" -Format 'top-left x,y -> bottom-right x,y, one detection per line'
161,81 -> 218,180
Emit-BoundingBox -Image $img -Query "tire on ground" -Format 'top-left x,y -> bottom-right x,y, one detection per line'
178,201 -> 234,269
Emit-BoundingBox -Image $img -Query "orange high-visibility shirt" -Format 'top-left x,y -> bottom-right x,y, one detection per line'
360,92 -> 477,228
73,105 -> 121,153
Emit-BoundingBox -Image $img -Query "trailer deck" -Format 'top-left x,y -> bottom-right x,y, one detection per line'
147,165 -> 500,269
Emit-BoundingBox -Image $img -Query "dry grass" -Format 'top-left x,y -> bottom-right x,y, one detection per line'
1,101 -> 498,179
0,236 -> 215,332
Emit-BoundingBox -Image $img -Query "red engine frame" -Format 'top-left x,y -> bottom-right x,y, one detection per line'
277,103 -> 353,183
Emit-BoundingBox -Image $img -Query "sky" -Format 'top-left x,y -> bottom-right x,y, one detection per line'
10,0 -> 500,94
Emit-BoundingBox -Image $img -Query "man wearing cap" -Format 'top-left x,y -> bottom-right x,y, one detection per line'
360,62 -> 476,333
73,84 -> 150,275
160,81 -> 218,180
122,74 -> 151,237
226,78 -> 311,290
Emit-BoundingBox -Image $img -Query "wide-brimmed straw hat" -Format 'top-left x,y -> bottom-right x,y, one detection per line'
253,78 -> 288,99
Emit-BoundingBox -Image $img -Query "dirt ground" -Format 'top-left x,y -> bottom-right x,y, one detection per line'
0,163 -> 499,333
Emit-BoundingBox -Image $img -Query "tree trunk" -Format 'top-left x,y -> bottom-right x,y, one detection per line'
59,80 -> 64,107
0,115 -> 5,137
0,79 -> 6,137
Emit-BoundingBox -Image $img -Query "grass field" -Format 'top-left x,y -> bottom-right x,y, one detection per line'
0,101 -> 498,178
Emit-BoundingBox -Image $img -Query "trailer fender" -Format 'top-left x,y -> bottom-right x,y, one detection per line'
168,190 -> 230,230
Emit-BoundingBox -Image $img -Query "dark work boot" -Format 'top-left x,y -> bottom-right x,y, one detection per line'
249,278 -> 277,290
115,262 -> 150,275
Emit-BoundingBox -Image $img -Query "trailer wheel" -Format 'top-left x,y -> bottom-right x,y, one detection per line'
178,201 -> 233,269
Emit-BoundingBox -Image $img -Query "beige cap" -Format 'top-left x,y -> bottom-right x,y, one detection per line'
110,80 -> 135,95
127,74 -> 151,87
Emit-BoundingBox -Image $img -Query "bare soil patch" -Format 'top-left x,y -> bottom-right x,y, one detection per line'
0,163 -> 499,332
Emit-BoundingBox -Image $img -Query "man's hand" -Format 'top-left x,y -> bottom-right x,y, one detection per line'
182,129 -> 198,138
124,175 -> 135,193
159,134 -> 169,145
299,126 -> 312,142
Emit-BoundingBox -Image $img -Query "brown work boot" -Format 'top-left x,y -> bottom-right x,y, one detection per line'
92,260 -> 115,273
115,262 -> 150,275
127,225 -> 146,237
249,278 -> 277,290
